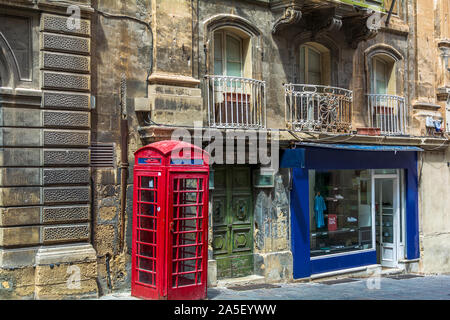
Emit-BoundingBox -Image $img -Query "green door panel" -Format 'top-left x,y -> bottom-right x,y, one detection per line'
212,165 -> 253,279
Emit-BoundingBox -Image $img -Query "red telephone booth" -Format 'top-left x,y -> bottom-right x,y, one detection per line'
131,140 -> 210,300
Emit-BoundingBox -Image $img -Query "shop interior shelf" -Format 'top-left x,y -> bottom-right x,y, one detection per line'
311,228 -> 358,237
311,245 -> 365,256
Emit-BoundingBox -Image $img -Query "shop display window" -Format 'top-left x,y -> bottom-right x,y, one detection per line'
309,169 -> 373,257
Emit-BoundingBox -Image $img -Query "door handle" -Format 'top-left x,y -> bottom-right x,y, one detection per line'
169,221 -> 175,233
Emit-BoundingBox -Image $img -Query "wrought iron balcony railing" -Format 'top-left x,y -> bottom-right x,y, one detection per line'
367,94 -> 407,135
204,75 -> 266,129
284,84 -> 353,133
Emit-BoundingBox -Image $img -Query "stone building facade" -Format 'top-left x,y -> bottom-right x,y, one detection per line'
0,0 -> 448,299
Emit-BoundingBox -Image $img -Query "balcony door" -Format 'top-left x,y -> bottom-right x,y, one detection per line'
214,31 -> 243,78
372,57 -> 389,95
299,45 -> 323,86
212,30 -> 252,126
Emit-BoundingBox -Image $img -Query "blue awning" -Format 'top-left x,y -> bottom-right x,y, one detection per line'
280,148 -> 305,168
281,143 -> 422,168
295,142 -> 423,152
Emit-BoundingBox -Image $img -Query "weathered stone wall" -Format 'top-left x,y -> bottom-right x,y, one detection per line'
415,0 -> 450,274
418,148 -> 450,273
90,0 -> 152,293
253,168 -> 292,283
411,0 -> 449,135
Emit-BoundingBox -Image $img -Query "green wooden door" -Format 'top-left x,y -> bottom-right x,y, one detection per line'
212,166 -> 253,279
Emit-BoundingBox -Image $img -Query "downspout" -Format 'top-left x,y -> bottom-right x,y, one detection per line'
119,74 -> 129,253
385,0 -> 397,27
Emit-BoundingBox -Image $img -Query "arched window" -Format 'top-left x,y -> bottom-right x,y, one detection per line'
298,42 -> 331,86
213,28 -> 252,79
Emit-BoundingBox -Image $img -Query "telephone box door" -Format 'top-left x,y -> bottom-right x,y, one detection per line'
166,173 -> 208,300
132,171 -> 165,299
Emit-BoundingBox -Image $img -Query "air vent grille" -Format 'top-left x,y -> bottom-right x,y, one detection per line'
90,143 -> 115,168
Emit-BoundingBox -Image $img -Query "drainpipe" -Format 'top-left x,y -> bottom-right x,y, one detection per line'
385,0 -> 397,27
119,75 -> 129,253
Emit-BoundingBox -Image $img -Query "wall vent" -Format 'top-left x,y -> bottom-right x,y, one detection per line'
90,143 -> 115,168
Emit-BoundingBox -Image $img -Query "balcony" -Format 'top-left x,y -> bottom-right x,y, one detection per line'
204,75 -> 266,129
284,84 -> 353,133
367,94 -> 408,135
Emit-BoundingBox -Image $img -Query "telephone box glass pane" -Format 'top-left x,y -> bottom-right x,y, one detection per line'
171,177 -> 205,288
136,175 -> 159,288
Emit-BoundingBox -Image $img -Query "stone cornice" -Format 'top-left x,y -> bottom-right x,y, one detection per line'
137,125 -> 450,152
413,102 -> 442,111
0,0 -> 94,16
147,73 -> 200,88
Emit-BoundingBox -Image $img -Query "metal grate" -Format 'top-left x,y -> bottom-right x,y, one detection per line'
228,284 -> 281,291
90,143 -> 115,168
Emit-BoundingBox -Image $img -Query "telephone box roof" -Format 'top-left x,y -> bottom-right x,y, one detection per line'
135,140 -> 208,156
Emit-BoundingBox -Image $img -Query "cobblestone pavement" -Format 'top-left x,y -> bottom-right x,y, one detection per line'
98,274 -> 450,300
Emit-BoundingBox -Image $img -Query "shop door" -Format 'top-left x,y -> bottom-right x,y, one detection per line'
212,166 -> 253,279
167,173 -> 208,300
374,176 -> 400,268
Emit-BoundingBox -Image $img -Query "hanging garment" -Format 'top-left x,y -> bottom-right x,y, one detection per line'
434,120 -> 442,132
314,195 -> 326,229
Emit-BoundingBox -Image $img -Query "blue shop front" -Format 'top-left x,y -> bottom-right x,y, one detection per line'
281,143 -> 421,279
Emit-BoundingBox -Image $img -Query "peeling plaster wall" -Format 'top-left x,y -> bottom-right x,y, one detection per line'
91,0 -> 152,293
418,148 -> 450,273
253,169 -> 292,282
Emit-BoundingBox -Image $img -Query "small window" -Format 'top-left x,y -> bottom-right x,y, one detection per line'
214,31 -> 243,77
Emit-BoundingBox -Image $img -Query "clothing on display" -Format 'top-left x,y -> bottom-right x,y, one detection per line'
314,193 -> 326,229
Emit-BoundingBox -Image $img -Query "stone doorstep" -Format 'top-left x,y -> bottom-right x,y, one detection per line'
301,265 -> 382,284
305,265 -> 409,284
216,275 -> 266,288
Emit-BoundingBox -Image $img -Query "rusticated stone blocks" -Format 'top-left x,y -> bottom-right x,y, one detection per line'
0,168 -> 41,187
42,206 -> 90,224
43,130 -> 90,147
43,149 -> 90,166
0,148 -> 41,167
43,92 -> 91,110
41,14 -> 91,37
42,224 -> 90,244
43,187 -> 91,204
0,207 -> 41,227
42,71 -> 90,92
42,52 -> 90,73
0,226 -> 40,247
43,111 -> 90,128
43,168 -> 90,185
42,32 -> 91,55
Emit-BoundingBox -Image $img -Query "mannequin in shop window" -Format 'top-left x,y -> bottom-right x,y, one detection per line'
314,191 -> 326,229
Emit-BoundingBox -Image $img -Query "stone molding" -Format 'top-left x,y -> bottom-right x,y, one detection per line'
147,72 -> 200,87
35,243 -> 96,265
272,6 -> 302,35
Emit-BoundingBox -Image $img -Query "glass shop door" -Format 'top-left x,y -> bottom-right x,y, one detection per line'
373,175 -> 400,268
